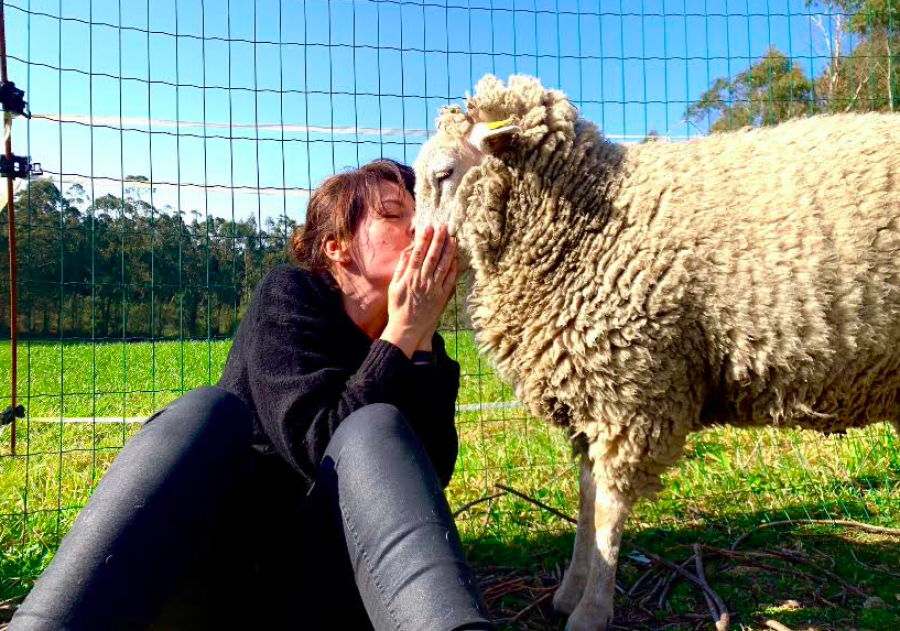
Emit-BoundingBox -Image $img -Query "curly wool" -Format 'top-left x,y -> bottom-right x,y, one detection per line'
430,75 -> 900,498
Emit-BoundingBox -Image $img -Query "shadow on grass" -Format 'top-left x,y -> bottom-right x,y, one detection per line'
850,475 -> 899,493
3,501 -> 898,631
463,503 -> 900,631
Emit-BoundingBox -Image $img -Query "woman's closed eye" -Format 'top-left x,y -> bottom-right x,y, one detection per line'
381,202 -> 408,219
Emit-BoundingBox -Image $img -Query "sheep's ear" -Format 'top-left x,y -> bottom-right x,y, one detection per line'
469,120 -> 521,155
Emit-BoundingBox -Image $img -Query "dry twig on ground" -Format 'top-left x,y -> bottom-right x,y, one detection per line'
732,518 -> 900,549
630,545 -> 730,631
495,484 -> 577,525
706,545 -> 869,601
849,548 -> 900,579
627,567 -> 656,597
694,544 -> 722,630
506,591 -> 554,625
453,491 -> 508,519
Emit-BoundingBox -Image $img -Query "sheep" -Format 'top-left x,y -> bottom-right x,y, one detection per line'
412,73 -> 900,631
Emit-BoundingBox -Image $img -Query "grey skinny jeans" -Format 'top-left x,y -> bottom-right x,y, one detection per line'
10,386 -> 494,631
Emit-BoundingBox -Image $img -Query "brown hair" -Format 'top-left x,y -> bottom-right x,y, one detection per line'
291,159 -> 416,275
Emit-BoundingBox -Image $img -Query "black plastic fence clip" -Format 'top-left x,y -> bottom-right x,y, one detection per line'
0,81 -> 30,118
0,154 -> 42,179
1,405 -> 25,427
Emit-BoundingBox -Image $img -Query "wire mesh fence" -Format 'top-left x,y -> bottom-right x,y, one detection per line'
1,0 -> 899,614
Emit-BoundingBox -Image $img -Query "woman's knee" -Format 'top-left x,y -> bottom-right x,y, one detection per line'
325,403 -> 417,463
140,386 -> 252,457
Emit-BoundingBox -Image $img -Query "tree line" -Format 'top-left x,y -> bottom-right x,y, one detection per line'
0,177 -> 296,339
1,0 -> 896,340
683,1 -> 898,132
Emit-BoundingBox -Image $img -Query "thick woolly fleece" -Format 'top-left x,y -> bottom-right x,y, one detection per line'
415,74 -> 900,499
218,265 -> 461,493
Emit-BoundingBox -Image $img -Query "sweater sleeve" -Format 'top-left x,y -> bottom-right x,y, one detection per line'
405,333 -> 461,488
246,273 -> 417,485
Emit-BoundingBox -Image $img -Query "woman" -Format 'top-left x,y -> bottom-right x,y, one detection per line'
11,160 -> 494,631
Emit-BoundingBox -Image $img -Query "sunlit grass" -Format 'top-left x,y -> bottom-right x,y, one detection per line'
2,335 -> 899,629
0,339 -> 233,419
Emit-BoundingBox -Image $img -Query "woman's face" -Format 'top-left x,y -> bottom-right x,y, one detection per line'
349,181 -> 416,292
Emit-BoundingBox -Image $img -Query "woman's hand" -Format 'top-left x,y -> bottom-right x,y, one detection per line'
380,225 -> 458,357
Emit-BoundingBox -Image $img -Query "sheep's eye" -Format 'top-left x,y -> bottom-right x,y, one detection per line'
434,169 -> 453,183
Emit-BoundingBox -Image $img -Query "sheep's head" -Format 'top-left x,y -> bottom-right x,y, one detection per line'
413,75 -> 577,247
412,105 -> 520,237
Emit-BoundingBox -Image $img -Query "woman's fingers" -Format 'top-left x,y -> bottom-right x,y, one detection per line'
433,234 -> 455,284
420,225 -> 447,280
408,225 -> 433,273
393,247 -> 412,282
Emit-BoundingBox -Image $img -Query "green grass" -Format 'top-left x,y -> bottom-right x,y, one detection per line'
0,339 -> 233,418
2,335 -> 900,630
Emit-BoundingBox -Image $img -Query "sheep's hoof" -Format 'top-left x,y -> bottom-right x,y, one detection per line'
552,585 -> 583,616
564,603 -> 612,631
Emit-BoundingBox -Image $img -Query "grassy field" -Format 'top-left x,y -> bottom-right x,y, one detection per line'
1,336 -> 900,630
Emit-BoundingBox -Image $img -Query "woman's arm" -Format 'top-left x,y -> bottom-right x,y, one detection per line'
406,332 -> 461,487
246,274 -> 419,488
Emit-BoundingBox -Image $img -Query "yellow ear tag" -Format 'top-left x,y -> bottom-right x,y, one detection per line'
486,118 -> 514,130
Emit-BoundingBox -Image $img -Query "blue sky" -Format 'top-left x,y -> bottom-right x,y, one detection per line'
5,0 -> 852,227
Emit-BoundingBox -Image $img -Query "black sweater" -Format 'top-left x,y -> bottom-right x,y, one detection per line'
218,265 -> 461,496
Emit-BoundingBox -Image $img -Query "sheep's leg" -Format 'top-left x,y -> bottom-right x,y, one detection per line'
553,453 -> 596,615
564,480 -> 633,631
